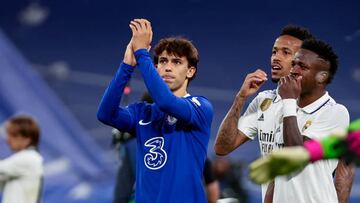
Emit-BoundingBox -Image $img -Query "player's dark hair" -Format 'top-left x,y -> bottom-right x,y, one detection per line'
153,37 -> 199,82
7,115 -> 40,148
301,39 -> 338,84
280,25 -> 314,41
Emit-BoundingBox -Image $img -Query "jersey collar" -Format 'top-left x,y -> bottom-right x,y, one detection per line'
299,92 -> 331,114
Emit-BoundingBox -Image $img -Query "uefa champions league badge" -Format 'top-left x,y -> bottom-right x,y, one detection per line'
166,115 -> 177,125
260,98 -> 272,111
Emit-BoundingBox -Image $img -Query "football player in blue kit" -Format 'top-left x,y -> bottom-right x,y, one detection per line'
97,18 -> 213,203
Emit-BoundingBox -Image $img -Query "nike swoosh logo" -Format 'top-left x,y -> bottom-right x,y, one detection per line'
139,120 -> 152,125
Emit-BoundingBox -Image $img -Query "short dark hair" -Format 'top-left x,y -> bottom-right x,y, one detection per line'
301,39 -> 338,84
153,37 -> 199,81
280,25 -> 314,41
7,115 -> 40,148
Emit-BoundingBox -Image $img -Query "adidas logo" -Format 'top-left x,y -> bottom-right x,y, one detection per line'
258,113 -> 264,121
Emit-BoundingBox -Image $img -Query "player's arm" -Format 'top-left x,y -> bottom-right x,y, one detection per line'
335,160 -> 355,203
203,159 -> 220,203
0,154 -> 30,181
97,39 -> 137,131
278,75 -> 306,146
129,19 -> 212,127
214,70 -> 267,155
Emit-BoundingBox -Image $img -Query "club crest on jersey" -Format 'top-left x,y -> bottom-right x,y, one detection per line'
144,137 -> 167,170
260,98 -> 272,112
302,120 -> 312,132
166,115 -> 177,125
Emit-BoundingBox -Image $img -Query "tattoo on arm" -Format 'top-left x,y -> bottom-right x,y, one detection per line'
215,96 -> 248,155
335,159 -> 355,203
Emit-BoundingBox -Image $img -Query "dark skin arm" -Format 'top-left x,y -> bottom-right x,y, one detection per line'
283,117 -> 307,146
278,75 -> 304,146
335,160 -> 355,203
264,181 -> 274,203
214,69 -> 267,155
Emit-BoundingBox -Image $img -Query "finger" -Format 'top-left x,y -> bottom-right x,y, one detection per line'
137,19 -> 146,31
296,76 -> 303,86
130,21 -> 139,32
279,77 -> 285,85
142,19 -> 151,30
129,23 -> 137,34
248,72 -> 267,82
132,19 -> 143,30
255,69 -> 268,78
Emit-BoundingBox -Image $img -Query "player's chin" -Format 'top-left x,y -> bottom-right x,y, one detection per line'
271,76 -> 280,83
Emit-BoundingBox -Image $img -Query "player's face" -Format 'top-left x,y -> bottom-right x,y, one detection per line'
156,51 -> 195,93
291,49 -> 328,95
271,35 -> 302,82
5,124 -> 30,152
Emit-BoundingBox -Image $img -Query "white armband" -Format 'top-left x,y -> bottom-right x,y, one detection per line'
282,99 -> 297,117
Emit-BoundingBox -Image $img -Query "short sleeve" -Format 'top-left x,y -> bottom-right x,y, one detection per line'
238,96 -> 260,140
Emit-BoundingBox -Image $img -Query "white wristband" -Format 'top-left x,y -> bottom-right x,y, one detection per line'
282,99 -> 297,117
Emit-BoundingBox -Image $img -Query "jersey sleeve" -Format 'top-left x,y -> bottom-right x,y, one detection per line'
0,152 -> 41,181
97,62 -> 138,132
303,104 -> 350,140
237,95 -> 260,140
134,49 -> 213,128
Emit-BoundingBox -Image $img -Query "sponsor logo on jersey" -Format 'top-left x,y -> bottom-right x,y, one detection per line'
144,137 -> 167,170
260,98 -> 272,111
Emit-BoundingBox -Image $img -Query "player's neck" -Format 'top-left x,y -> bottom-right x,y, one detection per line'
298,89 -> 326,108
172,83 -> 188,97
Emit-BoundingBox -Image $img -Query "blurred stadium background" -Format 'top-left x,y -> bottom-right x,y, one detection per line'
0,0 -> 359,202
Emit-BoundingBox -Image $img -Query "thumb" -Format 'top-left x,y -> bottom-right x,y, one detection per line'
296,76 -> 303,85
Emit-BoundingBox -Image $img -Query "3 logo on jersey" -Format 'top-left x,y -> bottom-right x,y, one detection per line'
144,137 -> 168,170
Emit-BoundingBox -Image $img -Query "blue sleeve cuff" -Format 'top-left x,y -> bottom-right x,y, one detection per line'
122,62 -> 136,70
134,49 -> 151,61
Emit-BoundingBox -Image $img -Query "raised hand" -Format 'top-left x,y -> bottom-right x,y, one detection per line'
237,69 -> 267,99
278,75 -> 302,99
123,39 -> 136,66
129,19 -> 153,52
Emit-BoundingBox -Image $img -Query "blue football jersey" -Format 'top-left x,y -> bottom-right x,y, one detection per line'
97,49 -> 213,203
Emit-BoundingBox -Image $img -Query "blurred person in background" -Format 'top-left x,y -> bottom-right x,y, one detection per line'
0,115 -> 43,203
214,158 -> 248,203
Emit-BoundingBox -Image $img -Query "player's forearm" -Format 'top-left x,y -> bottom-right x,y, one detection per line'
206,181 -> 220,203
214,95 -> 247,155
134,49 -> 192,120
335,159 -> 355,203
283,117 -> 304,146
264,181 -> 274,203
97,63 -> 134,125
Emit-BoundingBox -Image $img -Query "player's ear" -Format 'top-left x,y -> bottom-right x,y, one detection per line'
186,66 -> 196,79
316,71 -> 328,84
